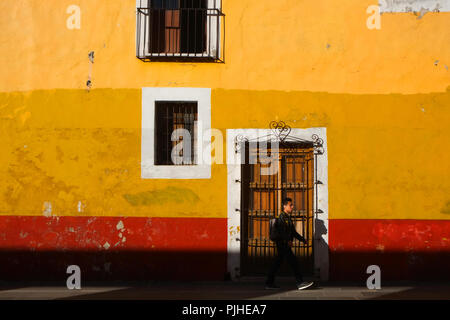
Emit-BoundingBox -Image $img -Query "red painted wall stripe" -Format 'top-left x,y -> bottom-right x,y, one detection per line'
329,219 -> 450,281
2,216 -> 450,281
0,216 -> 228,281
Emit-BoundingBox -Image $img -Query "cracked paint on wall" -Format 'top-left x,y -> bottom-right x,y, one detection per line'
123,187 -> 200,207
0,216 -> 227,281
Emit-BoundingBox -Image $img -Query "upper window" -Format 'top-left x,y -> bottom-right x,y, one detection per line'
136,0 -> 224,62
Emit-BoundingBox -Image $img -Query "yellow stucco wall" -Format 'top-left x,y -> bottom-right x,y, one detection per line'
1,88 -> 449,220
0,1 -> 449,220
1,0 -> 449,93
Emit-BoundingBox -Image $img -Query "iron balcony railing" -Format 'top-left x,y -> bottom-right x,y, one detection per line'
136,6 -> 224,62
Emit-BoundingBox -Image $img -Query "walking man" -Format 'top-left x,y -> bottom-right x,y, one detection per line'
265,197 -> 314,290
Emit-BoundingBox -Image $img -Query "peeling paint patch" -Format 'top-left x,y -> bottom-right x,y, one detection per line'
379,0 -> 450,13
116,220 -> 124,230
42,201 -> 52,217
86,51 -> 94,92
77,201 -> 85,213
88,51 -> 95,64
0,215 -> 227,269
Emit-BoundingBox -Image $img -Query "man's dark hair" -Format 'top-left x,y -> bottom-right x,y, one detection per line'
282,197 -> 292,207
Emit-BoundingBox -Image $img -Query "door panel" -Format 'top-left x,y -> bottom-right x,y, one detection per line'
149,0 -> 207,54
241,142 -> 315,276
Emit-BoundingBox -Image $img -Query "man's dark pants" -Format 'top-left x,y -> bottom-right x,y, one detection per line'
266,241 -> 303,285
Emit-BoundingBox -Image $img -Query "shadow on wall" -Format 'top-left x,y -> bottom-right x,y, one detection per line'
234,218 -> 328,279
0,219 -> 448,284
0,249 -> 229,282
329,219 -> 450,282
314,218 -> 328,278
0,248 -> 449,285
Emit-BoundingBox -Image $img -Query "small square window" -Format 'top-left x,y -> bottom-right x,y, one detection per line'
141,87 -> 211,179
155,101 -> 198,165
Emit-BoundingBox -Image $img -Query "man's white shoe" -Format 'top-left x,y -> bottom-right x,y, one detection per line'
297,281 -> 314,290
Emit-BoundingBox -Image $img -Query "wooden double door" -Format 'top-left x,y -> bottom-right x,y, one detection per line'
240,141 -> 315,276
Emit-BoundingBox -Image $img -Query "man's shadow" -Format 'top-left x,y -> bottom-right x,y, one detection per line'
309,218 -> 328,289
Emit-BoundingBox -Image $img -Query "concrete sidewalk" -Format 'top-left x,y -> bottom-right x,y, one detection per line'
0,278 -> 449,300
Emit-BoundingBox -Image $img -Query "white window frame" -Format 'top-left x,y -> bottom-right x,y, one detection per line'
136,0 -> 222,59
141,87 -> 211,179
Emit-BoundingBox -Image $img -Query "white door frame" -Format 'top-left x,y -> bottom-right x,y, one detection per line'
226,127 -> 329,281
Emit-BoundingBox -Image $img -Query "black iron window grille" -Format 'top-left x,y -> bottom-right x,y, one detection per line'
240,142 -> 316,276
136,0 -> 224,61
155,101 -> 198,165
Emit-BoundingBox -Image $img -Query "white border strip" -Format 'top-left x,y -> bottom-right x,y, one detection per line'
226,128 -> 329,281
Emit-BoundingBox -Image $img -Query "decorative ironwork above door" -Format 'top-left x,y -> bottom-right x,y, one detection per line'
234,121 -> 324,156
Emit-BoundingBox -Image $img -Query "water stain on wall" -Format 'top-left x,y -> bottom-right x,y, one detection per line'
123,187 -> 200,206
441,200 -> 450,214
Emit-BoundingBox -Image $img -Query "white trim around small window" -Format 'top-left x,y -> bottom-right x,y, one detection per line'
141,87 -> 212,179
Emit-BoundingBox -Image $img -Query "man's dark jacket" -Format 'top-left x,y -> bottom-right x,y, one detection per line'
271,212 -> 307,244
